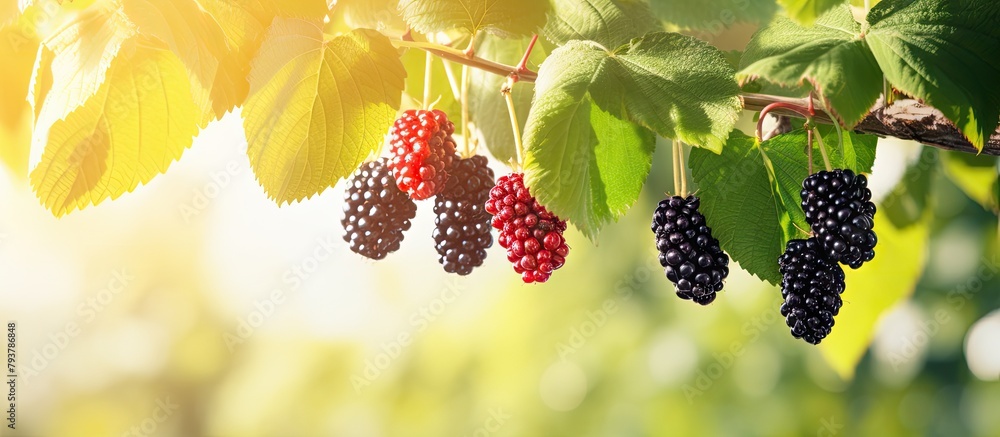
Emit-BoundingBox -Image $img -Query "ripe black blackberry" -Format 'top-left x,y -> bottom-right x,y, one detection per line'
342,159 -> 418,260
432,155 -> 495,275
651,195 -> 730,305
801,169 -> 877,269
778,238 -> 845,345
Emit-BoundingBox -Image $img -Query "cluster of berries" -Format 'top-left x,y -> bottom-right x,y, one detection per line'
342,109 -> 490,275
779,169 -> 877,344
341,109 -> 568,282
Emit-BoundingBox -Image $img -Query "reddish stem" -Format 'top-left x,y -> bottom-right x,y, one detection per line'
755,101 -> 814,141
517,35 -> 539,73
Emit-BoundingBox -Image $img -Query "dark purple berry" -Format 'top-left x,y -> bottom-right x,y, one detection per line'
651,195 -> 730,305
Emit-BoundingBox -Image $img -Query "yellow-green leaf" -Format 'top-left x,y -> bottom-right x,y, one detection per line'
29,1 -> 135,168
818,213 -> 930,380
30,36 -> 201,216
0,23 -> 40,176
122,0 -> 233,122
941,152 -> 998,212
242,20 -> 405,204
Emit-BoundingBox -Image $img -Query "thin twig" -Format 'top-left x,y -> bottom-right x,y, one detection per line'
461,65 -> 471,157
391,39 -> 537,82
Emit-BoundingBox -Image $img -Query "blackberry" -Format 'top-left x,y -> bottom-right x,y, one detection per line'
388,109 -> 458,200
778,238 -> 845,345
342,159 -> 418,260
801,169 -> 877,269
651,195 -> 730,305
432,156 -> 495,275
485,173 -> 570,283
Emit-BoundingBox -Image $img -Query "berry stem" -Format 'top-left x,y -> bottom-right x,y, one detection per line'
440,59 -> 462,102
756,101 -> 814,141
461,64 -> 471,157
672,141 -> 682,196
502,76 -> 525,171
678,142 -> 688,197
807,126 -> 814,174
423,50 -> 433,109
814,128 -> 834,172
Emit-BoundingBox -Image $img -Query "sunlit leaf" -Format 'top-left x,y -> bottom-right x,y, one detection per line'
649,0 -> 778,31
122,0 -> 234,123
739,5 -> 882,127
30,36 -> 201,216
777,0 -> 845,25
941,151 -> 997,212
29,2 -> 135,169
242,20 -> 406,204
0,24 -> 39,176
398,0 -> 547,37
866,0 -> 1000,151
542,0 -> 661,47
818,212 -> 930,380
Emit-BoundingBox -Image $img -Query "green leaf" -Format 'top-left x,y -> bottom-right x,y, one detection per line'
819,212 -> 930,380
777,0 -> 846,25
882,147 -> 937,228
574,33 -> 742,152
468,36 -> 546,163
542,0 -> 661,47
397,0 -> 547,37
338,0 -> 407,36
690,131 -> 785,284
690,129 -> 877,284
649,0 -> 778,31
739,5 -> 882,127
522,69 -> 655,239
243,21 -> 406,204
866,0 -> 1000,151
521,32 -> 740,236
941,151 -> 998,212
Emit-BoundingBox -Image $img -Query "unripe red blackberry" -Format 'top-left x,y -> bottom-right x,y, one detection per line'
485,173 -> 569,283
801,169 -> 877,269
432,156 -> 495,275
342,159 -> 417,260
778,238 -> 845,345
388,109 -> 458,200
651,195 -> 730,305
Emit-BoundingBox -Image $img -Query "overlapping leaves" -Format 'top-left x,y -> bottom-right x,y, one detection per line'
742,0 -> 1000,150
523,32 -> 741,239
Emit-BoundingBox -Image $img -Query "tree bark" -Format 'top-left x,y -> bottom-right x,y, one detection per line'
742,93 -> 1000,156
